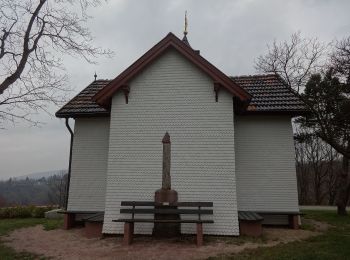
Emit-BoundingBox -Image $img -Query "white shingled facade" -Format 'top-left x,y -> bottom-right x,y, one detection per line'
102,48 -> 239,235
66,46 -> 300,236
234,115 -> 299,213
67,117 -> 110,211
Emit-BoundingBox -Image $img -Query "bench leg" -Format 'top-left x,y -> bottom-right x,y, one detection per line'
196,223 -> 203,247
63,213 -> 75,230
288,215 -> 299,230
123,222 -> 134,246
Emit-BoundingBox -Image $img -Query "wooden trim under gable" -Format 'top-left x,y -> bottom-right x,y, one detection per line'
122,85 -> 130,104
93,32 -> 251,107
214,82 -> 221,102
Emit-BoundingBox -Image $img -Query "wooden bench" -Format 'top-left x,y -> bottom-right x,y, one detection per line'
58,210 -> 104,230
113,201 -> 214,246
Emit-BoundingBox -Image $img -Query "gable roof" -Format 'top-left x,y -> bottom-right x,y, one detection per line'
55,74 -> 307,118
92,32 -> 251,107
231,74 -> 306,114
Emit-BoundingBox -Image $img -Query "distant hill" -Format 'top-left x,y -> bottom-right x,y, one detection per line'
0,170 -> 67,207
14,169 -> 67,180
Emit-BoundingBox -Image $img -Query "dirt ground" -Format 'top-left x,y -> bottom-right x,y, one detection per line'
2,222 -> 324,260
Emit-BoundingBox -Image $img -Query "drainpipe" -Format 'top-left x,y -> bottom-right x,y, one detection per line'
64,117 -> 74,210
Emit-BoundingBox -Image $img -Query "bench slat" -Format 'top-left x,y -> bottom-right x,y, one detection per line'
120,201 -> 213,207
176,202 -> 213,207
120,208 -> 213,215
113,219 -> 214,223
121,201 -> 155,206
57,210 -> 104,214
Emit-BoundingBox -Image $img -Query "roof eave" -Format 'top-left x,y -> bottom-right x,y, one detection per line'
55,111 -> 110,119
237,109 -> 309,117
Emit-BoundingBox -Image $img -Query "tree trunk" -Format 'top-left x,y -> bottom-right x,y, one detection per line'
337,155 -> 350,215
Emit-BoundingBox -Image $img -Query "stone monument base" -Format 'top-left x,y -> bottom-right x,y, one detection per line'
153,189 -> 180,237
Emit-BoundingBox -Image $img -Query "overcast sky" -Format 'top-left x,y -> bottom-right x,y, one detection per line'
1,0 -> 349,179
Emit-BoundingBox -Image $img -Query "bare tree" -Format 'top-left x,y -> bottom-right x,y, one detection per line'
295,129 -> 341,206
331,36 -> 350,84
307,137 -> 328,204
256,33 -> 350,158
256,32 -> 327,94
0,0 -> 111,126
295,131 -> 328,204
329,37 -> 350,212
295,149 -> 309,204
47,173 -> 67,207
324,143 -> 340,205
295,133 -> 310,204
0,195 -> 7,207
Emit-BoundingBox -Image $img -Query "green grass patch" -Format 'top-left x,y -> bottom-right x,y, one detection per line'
300,222 -> 316,231
302,210 -> 350,226
205,234 -> 268,246
43,219 -> 63,231
0,218 -> 63,236
0,218 -> 63,259
0,218 -> 46,236
208,210 -> 350,260
0,245 -> 47,260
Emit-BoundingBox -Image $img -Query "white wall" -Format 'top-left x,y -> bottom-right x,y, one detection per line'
67,117 -> 110,211
103,48 -> 239,235
234,115 -> 299,213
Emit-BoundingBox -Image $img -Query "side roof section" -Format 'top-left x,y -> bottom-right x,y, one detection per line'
56,74 -> 307,118
231,74 -> 306,115
56,80 -> 110,118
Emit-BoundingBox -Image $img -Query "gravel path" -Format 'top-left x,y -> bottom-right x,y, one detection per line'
2,224 -> 322,260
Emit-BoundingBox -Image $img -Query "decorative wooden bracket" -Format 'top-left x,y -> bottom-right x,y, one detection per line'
214,82 -> 221,102
122,85 -> 130,104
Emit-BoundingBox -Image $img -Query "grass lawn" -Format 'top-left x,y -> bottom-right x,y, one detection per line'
209,210 -> 350,260
0,218 -> 63,260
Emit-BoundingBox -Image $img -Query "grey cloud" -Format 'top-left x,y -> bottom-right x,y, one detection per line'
1,0 -> 349,178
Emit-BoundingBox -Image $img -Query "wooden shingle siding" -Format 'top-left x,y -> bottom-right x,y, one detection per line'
103,49 -> 239,235
234,116 -> 299,213
67,117 -> 110,211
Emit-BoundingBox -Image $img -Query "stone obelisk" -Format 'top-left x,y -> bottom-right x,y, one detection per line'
153,132 -> 180,237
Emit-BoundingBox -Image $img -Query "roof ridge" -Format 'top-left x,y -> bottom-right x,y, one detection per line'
230,73 -> 277,79
94,79 -> 112,82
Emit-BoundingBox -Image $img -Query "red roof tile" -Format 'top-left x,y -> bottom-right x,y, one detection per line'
56,74 -> 306,118
231,74 -> 306,114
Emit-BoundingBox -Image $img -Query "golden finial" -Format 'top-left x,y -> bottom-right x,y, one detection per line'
184,11 -> 188,36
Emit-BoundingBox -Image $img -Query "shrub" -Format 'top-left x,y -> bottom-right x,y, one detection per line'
43,219 -> 64,231
31,207 -> 50,218
0,206 -> 55,219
